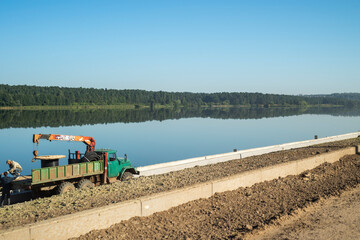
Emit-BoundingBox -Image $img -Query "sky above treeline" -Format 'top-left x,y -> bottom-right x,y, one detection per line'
0,1 -> 359,94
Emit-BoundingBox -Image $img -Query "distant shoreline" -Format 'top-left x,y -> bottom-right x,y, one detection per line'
0,104 -> 343,111
0,104 -> 144,110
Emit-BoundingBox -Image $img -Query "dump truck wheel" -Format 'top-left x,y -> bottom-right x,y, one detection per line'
77,179 -> 94,189
121,172 -> 133,181
56,182 -> 75,194
31,188 -> 41,199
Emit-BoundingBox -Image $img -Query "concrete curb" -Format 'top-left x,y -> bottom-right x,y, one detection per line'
1,145 -> 358,240
138,132 -> 360,176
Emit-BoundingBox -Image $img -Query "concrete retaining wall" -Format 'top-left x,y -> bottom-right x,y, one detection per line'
140,182 -> 213,216
212,147 -> 356,193
138,132 -> 360,176
0,200 -> 142,240
1,145 -> 358,240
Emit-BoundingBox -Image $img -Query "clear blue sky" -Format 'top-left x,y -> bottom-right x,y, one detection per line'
0,0 -> 359,94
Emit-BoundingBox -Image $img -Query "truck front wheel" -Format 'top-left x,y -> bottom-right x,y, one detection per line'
121,172 -> 133,181
56,182 -> 75,194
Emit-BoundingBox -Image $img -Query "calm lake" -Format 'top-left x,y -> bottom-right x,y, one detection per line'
1,107 -> 359,175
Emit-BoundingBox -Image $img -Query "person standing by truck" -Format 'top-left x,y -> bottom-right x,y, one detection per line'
0,171 -> 13,206
6,160 -> 22,178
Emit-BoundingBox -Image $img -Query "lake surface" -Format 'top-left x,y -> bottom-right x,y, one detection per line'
1,107 -> 359,175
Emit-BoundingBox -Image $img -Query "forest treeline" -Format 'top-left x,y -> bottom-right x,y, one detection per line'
1,106 -> 360,129
1,84 -> 359,108
307,93 -> 360,101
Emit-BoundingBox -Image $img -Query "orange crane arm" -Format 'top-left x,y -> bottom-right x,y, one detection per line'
33,134 -> 96,152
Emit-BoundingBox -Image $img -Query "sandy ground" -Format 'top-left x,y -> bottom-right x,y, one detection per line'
73,154 -> 360,240
0,138 -> 359,230
246,184 -> 360,240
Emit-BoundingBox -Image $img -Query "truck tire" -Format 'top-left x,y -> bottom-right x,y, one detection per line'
31,187 -> 41,199
121,171 -> 133,181
77,179 -> 94,189
56,182 -> 75,194
80,151 -> 100,162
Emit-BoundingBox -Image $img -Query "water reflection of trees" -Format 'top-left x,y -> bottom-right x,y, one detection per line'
1,107 -> 360,129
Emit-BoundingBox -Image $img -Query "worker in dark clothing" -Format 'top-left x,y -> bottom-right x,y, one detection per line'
0,171 -> 13,207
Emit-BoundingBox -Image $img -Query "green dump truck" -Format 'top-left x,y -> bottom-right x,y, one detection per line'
14,134 -> 139,196
31,149 -> 139,195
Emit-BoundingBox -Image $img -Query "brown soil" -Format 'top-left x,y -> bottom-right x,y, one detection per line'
74,154 -> 360,240
0,138 -> 359,230
245,184 -> 360,240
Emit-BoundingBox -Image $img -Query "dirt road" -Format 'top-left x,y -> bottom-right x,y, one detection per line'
0,138 -> 359,230
246,183 -> 360,240
74,154 -> 360,240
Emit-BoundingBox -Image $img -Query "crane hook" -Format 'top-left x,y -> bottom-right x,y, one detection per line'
33,150 -> 38,157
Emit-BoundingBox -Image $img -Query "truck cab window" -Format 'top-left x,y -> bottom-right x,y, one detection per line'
109,153 -> 116,161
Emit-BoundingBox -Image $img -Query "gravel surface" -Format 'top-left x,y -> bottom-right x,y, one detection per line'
74,154 -> 360,240
0,138 -> 359,230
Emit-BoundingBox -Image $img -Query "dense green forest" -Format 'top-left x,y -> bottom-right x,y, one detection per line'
1,84 -> 359,108
1,106 -> 360,129
307,93 -> 360,101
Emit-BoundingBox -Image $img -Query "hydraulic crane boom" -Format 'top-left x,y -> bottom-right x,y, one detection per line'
33,134 -> 96,152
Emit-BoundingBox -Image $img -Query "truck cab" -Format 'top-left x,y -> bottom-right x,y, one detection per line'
95,149 -> 139,181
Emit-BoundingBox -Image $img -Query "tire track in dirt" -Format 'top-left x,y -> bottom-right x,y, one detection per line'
245,184 -> 360,240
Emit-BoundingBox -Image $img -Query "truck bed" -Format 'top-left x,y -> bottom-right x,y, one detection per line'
31,160 -> 104,185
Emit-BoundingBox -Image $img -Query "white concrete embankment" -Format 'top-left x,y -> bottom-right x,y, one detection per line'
138,132 -> 360,176
1,144 -> 358,240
